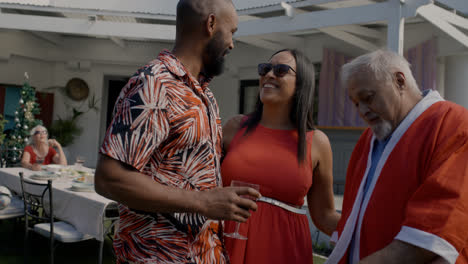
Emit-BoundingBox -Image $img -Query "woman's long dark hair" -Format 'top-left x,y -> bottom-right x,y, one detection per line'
242,49 -> 316,164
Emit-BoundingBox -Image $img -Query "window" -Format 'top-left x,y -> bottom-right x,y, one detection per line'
239,80 -> 259,115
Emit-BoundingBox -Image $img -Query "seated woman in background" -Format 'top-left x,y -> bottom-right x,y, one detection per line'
222,49 -> 340,264
21,125 -> 67,171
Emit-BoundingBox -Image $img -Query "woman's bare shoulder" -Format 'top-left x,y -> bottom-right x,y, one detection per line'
310,129 -> 332,164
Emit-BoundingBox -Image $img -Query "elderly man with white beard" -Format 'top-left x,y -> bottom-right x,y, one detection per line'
326,49 -> 468,264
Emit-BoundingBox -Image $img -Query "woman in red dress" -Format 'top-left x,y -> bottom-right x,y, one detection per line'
21,125 -> 67,170
222,49 -> 340,263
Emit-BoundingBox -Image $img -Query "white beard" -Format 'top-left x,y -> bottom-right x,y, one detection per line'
371,119 -> 393,141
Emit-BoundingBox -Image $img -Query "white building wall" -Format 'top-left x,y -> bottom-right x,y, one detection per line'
48,62 -> 140,167
1,20 -> 468,167
444,54 -> 468,110
0,56 -> 52,90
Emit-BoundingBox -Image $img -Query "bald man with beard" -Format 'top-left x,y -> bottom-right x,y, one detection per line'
95,0 -> 260,263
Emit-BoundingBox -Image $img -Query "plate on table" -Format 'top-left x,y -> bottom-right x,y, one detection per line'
71,177 -> 94,192
58,167 -> 86,178
70,174 -> 94,192
42,164 -> 65,173
70,182 -> 95,192
29,171 -> 59,181
72,174 -> 94,186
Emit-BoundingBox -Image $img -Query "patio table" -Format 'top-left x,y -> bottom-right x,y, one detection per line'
0,167 -> 118,241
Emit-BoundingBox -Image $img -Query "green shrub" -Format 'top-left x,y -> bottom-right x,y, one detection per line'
0,114 -> 7,146
48,118 -> 82,147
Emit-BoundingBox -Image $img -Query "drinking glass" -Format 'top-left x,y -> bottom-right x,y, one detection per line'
75,155 -> 85,168
224,180 -> 260,240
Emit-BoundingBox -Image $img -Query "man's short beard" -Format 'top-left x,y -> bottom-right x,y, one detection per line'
371,119 -> 393,141
204,55 -> 225,77
203,32 -> 226,77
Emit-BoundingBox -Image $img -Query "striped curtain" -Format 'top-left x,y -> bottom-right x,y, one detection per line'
317,48 -> 366,127
317,38 -> 437,127
405,37 -> 437,91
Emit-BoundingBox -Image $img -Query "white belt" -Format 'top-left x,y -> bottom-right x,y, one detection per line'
258,196 -> 307,215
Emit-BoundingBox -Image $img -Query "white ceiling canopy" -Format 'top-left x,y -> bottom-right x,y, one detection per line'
0,0 -> 177,15
234,0 -> 303,11
0,0 -> 466,52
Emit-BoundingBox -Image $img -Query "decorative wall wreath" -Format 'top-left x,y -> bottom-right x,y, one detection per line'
65,78 -> 89,101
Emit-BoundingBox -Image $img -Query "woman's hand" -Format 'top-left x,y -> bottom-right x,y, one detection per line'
48,139 -> 61,148
31,164 -> 42,171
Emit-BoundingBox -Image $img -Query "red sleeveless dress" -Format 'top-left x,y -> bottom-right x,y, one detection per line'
222,124 -> 314,264
23,145 -> 57,165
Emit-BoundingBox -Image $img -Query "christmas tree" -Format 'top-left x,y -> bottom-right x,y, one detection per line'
0,114 -> 6,146
2,73 -> 42,166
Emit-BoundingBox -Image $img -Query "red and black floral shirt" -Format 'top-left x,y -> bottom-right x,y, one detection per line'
100,50 -> 226,264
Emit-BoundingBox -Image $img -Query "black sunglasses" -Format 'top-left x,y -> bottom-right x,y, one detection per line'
34,131 -> 48,135
258,63 -> 296,77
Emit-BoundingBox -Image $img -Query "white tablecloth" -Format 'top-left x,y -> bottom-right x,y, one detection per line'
0,167 -> 117,241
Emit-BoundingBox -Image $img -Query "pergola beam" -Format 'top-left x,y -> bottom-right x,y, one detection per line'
280,0 -> 384,51
237,2 -> 391,37
29,31 -> 63,46
237,0 -> 381,16
417,4 -> 468,49
110,36 -> 126,48
3,0 -> 466,53
319,27 -> 380,51
435,0 -> 468,15
334,25 -> 383,39
0,12 -> 176,41
0,3 -> 176,21
237,0 -> 433,38
260,33 -> 306,49
8,0 -> 177,17
236,36 -> 285,51
424,3 -> 468,30
387,0 -> 405,54
237,0 -> 336,16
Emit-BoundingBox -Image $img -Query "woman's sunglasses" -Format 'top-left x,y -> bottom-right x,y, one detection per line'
258,63 -> 296,77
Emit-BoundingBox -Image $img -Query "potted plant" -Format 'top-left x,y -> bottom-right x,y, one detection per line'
48,94 -> 99,147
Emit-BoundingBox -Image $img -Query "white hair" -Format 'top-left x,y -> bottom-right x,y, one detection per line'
29,125 -> 48,144
341,49 -> 419,92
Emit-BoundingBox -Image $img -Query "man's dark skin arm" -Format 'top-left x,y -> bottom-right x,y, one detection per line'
95,154 -> 260,222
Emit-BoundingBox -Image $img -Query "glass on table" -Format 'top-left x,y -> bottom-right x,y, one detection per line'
224,180 -> 260,240
75,155 -> 85,168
